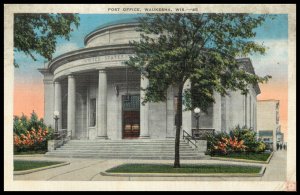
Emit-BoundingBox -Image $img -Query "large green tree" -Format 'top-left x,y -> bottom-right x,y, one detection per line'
126,14 -> 272,168
14,13 -> 80,67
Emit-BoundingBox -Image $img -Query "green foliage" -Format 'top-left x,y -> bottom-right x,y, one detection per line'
213,152 -> 270,161
13,111 -> 54,152
14,160 -> 63,171
126,14 -> 272,111
206,131 -> 229,154
207,126 -> 266,155
107,163 -> 261,174
255,141 -> 266,153
14,13 -> 80,67
125,14 -> 272,167
229,125 -> 266,152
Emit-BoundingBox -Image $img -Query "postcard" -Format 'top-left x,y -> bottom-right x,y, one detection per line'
4,4 -> 296,191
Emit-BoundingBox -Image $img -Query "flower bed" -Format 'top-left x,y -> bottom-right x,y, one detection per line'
206,126 -> 266,156
13,111 -> 53,153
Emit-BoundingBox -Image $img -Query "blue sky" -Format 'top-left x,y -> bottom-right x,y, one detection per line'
14,14 -> 288,84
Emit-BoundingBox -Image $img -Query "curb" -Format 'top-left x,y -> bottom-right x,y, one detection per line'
100,165 -> 266,177
14,162 -> 70,175
14,154 -> 46,157
210,152 -> 274,164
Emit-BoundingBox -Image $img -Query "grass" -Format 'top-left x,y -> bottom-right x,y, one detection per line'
14,150 -> 47,155
14,160 -> 63,171
106,164 -> 262,174
212,153 -> 271,161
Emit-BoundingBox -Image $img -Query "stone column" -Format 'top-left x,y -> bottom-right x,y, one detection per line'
139,75 -> 150,138
221,95 -> 227,132
38,69 -> 54,127
97,69 -> 108,139
212,91 -> 222,133
166,86 -> 175,138
54,81 -> 62,130
182,80 -> 192,135
67,75 -> 76,139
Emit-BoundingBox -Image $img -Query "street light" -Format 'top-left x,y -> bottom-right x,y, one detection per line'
194,107 -> 201,130
53,111 -> 60,139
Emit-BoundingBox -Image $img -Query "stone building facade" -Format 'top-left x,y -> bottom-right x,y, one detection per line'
39,18 -> 260,140
257,100 -> 281,150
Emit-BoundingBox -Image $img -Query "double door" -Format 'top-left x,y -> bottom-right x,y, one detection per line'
122,95 -> 140,139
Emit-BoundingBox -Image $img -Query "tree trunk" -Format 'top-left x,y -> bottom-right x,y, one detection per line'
174,83 -> 183,168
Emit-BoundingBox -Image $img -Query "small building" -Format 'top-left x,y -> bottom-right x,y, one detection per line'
277,131 -> 284,144
38,18 -> 260,141
257,100 -> 281,150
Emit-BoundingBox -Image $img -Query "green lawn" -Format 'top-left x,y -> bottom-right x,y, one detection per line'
14,150 -> 47,155
106,164 -> 262,174
212,153 -> 271,161
14,160 -> 63,171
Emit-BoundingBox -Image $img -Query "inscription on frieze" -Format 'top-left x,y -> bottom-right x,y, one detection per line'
84,54 -> 131,64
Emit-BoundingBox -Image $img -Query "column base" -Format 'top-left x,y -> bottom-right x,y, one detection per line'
96,136 -> 109,140
139,136 -> 150,139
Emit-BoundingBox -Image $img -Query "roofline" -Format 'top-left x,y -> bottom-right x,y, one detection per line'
236,58 -> 261,95
84,22 -> 140,46
47,43 -> 134,72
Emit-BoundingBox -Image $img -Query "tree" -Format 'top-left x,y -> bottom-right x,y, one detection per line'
125,14 -> 272,168
14,13 -> 80,67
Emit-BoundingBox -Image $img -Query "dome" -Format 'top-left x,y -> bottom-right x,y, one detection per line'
84,17 -> 140,46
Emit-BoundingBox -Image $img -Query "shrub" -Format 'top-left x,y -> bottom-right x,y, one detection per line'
255,141 -> 266,153
207,125 -> 266,155
229,125 -> 260,152
13,111 -> 53,152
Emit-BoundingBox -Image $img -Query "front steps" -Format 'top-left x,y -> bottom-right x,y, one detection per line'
45,139 -> 209,160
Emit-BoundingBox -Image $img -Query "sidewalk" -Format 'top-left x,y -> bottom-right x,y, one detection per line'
13,150 -> 286,181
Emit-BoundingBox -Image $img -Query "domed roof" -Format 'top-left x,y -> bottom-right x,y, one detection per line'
84,17 -> 140,45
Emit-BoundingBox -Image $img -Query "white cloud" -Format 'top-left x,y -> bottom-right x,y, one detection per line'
53,42 -> 80,58
250,39 -> 288,81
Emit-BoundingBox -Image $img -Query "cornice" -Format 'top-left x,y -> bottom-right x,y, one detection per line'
48,44 -> 134,72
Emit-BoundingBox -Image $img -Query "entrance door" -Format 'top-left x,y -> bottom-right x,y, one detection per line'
122,95 -> 140,139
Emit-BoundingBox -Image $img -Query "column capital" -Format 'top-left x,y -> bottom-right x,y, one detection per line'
98,69 -> 107,73
68,74 -> 74,78
54,81 -> 61,85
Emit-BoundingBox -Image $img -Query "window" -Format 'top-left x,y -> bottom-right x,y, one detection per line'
89,98 -> 96,127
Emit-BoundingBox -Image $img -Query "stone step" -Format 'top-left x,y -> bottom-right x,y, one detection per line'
66,143 -> 190,145
44,154 -> 205,160
61,146 -> 194,149
46,139 -> 207,159
52,150 -> 199,154
65,142 -> 191,146
46,153 -> 202,158
57,147 -> 197,152
59,144 -> 193,148
58,149 -> 198,152
67,139 -> 204,143
45,152 -> 206,158
57,149 -> 197,153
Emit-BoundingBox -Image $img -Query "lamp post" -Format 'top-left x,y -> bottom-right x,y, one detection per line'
53,111 -> 60,140
194,107 -> 201,130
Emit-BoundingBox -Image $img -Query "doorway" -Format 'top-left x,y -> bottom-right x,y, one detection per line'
122,95 -> 140,139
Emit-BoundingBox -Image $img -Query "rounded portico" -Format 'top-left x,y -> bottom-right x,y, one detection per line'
39,18 -> 155,140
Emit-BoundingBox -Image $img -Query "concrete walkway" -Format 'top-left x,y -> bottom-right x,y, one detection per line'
13,150 -> 286,181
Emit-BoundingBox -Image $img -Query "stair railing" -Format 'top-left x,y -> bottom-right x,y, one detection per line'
182,130 -> 198,149
53,129 -> 68,150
